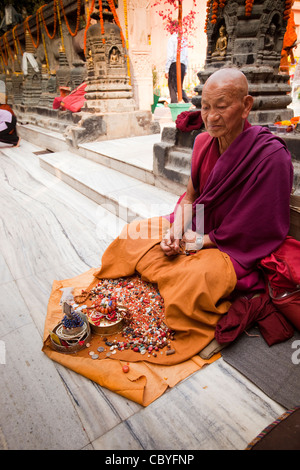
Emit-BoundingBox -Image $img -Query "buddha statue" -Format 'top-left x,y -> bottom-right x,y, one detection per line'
212,25 -> 228,59
265,23 -> 277,51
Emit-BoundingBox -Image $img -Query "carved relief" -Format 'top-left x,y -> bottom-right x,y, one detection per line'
109,47 -> 121,65
212,25 -> 228,59
264,22 -> 277,51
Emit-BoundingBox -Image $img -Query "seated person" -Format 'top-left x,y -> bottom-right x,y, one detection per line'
95,67 -> 293,360
0,104 -> 20,147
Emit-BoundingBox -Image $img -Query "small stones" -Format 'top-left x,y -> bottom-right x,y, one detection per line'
122,365 -> 129,373
91,354 -> 99,360
82,275 -> 176,360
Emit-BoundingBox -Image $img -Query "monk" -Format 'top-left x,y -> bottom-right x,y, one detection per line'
161,67 -> 293,293
95,67 -> 294,362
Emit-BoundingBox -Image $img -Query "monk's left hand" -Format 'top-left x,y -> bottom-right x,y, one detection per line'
160,229 -> 181,256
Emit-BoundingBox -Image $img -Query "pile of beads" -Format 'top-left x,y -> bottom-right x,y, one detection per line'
82,275 -> 176,356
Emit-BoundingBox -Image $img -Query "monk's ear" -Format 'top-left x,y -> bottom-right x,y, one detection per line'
242,94 -> 254,117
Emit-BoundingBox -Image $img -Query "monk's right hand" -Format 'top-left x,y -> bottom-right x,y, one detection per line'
160,229 -> 181,256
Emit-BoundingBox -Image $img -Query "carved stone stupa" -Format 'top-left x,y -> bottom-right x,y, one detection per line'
82,2 -> 135,113
69,0 -> 158,145
22,30 -> 42,107
193,0 -> 293,124
152,0 -> 295,193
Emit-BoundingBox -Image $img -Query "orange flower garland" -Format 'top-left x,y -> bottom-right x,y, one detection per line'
99,0 -> 106,44
0,37 -> 8,66
211,0 -> 219,24
283,0 -> 294,21
12,25 -> 23,56
3,32 -> 15,62
204,0 -> 211,32
107,0 -> 125,47
245,0 -> 254,16
83,0 -> 95,55
24,10 -> 40,49
59,0 -> 81,37
39,1 -> 57,40
56,0 -> 65,52
123,0 -> 131,84
204,0 -> 294,32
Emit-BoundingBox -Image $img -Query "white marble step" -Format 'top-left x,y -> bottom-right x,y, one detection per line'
77,134 -> 162,185
18,123 -> 165,186
17,123 -> 69,153
39,150 -> 179,223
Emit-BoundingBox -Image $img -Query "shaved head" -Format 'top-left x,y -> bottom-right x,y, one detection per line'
200,67 -> 253,152
203,68 -> 249,100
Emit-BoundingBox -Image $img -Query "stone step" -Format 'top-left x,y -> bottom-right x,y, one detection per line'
293,159 -> 300,195
166,147 -> 192,170
17,123 -> 165,188
77,134 -> 162,186
164,147 -> 192,186
38,150 -> 179,223
17,123 -> 70,153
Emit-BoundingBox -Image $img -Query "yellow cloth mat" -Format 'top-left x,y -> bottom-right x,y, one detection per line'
42,268 -> 219,406
42,217 -> 237,406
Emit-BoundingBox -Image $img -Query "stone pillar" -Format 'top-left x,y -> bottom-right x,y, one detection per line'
127,0 -> 153,111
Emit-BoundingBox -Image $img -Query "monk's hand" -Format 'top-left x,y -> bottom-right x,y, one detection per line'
160,229 -> 181,256
182,229 -> 204,251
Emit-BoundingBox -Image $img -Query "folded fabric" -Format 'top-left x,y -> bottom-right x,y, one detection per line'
175,110 -> 203,132
61,82 -> 86,112
215,293 -> 294,346
52,96 -> 64,110
260,236 -> 300,297
22,52 -> 39,75
52,83 -> 87,112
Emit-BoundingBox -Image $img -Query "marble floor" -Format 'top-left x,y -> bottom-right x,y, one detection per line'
0,137 -> 286,451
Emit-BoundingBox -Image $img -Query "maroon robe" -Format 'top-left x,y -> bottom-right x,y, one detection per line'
170,122 -> 294,293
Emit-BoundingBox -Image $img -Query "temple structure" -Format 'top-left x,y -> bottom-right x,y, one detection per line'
0,0 -> 298,153
153,0 -> 298,191
193,0 -> 294,124
0,0 -> 160,146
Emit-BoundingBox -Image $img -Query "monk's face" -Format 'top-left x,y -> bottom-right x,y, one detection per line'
201,79 -> 252,145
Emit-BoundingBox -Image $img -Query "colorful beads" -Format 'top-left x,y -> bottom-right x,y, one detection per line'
82,275 -> 175,358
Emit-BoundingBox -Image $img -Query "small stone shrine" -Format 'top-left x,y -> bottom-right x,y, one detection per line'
67,1 -> 157,145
